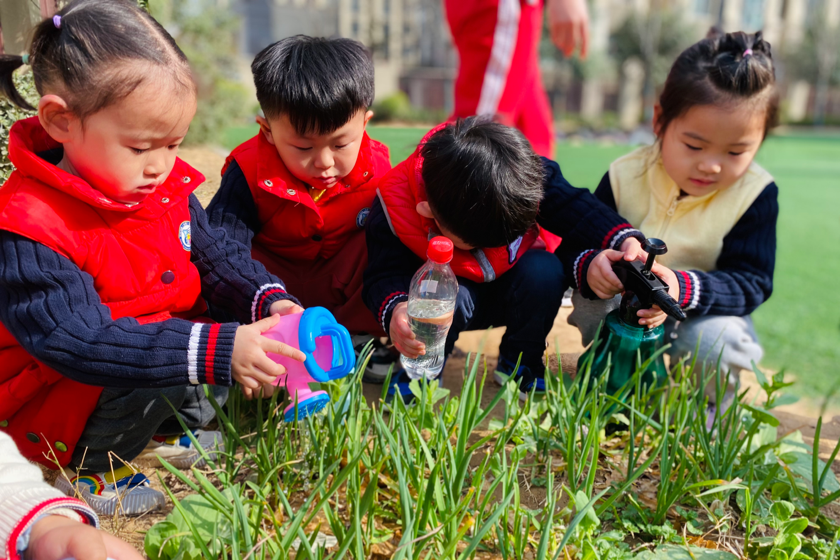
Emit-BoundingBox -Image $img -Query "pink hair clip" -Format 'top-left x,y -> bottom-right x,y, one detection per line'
743,48 -> 753,57
53,15 -> 62,28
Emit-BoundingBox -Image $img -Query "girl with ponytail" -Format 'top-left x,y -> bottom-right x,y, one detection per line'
0,0 -> 304,517
569,30 -> 780,417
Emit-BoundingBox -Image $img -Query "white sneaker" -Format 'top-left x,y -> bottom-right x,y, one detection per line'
55,464 -> 164,516
561,288 -> 573,308
135,429 -> 223,469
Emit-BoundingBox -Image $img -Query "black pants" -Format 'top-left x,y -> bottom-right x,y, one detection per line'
70,385 -> 228,471
445,250 -> 565,384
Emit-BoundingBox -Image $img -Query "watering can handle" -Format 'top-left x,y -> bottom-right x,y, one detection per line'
321,323 -> 355,377
298,307 -> 356,382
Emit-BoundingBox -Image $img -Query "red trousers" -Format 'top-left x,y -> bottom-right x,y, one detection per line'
445,0 -> 554,158
253,230 -> 385,337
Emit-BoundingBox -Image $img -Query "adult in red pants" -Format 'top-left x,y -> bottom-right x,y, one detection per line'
445,0 -> 589,158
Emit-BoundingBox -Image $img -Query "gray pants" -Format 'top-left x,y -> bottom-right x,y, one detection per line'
71,385 -> 228,471
567,291 -> 762,399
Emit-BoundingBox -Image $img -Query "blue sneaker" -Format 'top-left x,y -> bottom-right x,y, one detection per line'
493,356 -> 546,402
386,368 -> 442,405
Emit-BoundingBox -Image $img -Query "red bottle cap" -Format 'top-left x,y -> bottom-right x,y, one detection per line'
427,236 -> 454,264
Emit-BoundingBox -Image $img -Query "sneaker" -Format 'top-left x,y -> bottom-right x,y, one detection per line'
386,368 -> 442,405
493,356 -> 546,402
353,334 -> 400,383
561,288 -> 573,308
55,464 -> 165,516
135,429 -> 223,469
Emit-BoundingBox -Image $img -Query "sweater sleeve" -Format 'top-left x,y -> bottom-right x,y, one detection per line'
593,171 -> 617,209
0,431 -> 97,560
538,159 -> 644,297
362,196 -> 422,333
674,183 -> 778,317
0,230 -> 236,387
205,160 -> 262,248
189,195 -> 299,324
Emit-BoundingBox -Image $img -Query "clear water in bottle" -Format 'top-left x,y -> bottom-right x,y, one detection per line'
402,299 -> 455,379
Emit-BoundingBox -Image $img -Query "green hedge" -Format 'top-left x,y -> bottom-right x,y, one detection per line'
0,70 -> 37,183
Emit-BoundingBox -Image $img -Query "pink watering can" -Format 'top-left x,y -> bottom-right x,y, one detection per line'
263,307 -> 355,421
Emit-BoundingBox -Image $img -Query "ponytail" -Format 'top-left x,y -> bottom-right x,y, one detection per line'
708,30 -> 775,97
0,55 -> 34,111
657,29 -> 779,138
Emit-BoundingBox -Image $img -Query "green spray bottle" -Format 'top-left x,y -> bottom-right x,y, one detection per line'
577,238 -> 687,394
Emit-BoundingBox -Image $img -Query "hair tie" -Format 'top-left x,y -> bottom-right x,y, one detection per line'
743,48 -> 753,57
53,15 -> 62,29
21,53 -> 29,65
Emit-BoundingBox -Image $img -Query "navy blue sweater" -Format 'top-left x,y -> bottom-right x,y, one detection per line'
583,172 -> 778,317
205,160 -> 263,248
0,182 -> 298,389
362,157 -> 645,333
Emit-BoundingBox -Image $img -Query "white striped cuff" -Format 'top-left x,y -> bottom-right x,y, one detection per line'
609,228 -> 640,250
380,294 -> 408,333
251,283 -> 286,323
684,270 -> 701,311
187,323 -> 204,385
572,249 -> 595,289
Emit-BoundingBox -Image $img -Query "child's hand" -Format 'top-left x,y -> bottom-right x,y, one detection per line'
26,514 -> 143,560
586,250 -> 628,299
637,263 -> 681,329
269,300 -> 304,317
232,315 -> 306,390
619,237 -> 646,262
389,302 -> 425,359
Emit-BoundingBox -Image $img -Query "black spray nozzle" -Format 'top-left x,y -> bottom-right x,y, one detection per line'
612,238 -> 686,325
642,238 -> 667,274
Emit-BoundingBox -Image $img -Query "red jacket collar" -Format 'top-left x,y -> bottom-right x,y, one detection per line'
254,129 -> 378,203
8,116 -> 203,212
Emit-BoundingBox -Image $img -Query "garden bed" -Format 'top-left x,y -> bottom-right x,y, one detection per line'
133,344 -> 840,560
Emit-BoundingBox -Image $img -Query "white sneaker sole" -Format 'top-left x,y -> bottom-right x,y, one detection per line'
493,371 -> 532,402
55,473 -> 165,516
135,432 -> 223,469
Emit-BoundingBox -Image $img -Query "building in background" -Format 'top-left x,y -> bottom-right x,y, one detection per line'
235,0 -> 456,113
234,0 -> 836,128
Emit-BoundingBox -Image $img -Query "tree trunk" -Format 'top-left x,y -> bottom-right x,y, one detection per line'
813,72 -> 830,126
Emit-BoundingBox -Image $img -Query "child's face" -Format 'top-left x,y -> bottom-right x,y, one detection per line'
656,103 -> 765,197
43,79 -> 196,205
258,109 -> 373,189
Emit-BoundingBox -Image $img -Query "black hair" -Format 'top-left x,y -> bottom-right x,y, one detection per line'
421,117 -> 544,249
251,35 -> 374,136
0,0 -> 194,117
657,29 -> 778,138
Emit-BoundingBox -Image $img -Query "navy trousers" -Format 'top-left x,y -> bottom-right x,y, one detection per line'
444,250 -> 565,384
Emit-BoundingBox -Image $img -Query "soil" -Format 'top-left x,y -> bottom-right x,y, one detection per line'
41,146 -> 840,557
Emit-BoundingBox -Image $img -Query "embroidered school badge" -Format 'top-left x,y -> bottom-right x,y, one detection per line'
507,236 -> 523,264
178,221 -> 191,251
356,207 -> 371,228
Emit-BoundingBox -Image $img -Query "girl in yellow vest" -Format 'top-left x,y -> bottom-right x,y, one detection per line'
568,30 -> 779,412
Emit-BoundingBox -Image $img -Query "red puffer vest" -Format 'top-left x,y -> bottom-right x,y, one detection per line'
223,131 -> 391,262
376,125 -> 561,282
0,117 -> 206,467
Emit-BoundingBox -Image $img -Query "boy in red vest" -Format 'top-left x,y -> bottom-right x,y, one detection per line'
207,35 -> 397,381
364,117 -> 659,402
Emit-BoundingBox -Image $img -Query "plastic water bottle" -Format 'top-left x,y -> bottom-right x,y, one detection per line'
401,236 -> 459,380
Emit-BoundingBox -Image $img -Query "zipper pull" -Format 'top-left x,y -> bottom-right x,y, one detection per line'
666,199 -> 678,216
